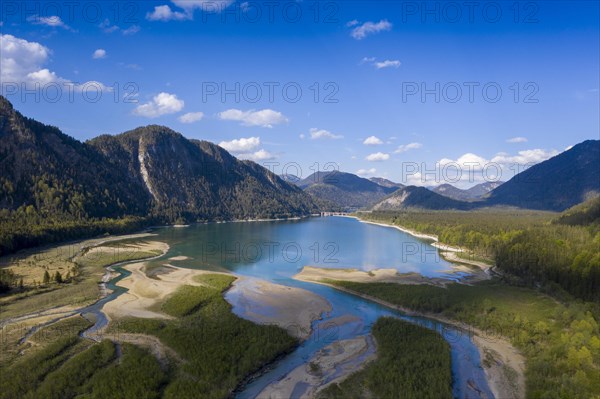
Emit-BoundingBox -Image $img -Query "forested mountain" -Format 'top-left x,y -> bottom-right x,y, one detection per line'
371,186 -> 473,211
368,177 -> 405,189
0,96 -> 317,254
553,195 -> 600,228
0,96 -> 149,218
88,126 -> 316,221
431,182 -> 504,202
280,174 -> 301,184
298,171 -> 398,209
486,140 -> 600,211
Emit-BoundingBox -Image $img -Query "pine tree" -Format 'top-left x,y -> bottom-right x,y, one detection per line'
54,271 -> 63,284
43,270 -> 51,285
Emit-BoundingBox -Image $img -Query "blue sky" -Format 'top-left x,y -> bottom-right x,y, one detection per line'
1,0 -> 598,187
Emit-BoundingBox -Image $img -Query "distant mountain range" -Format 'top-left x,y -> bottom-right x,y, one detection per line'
431,181 -> 504,202
1,95 -> 598,229
368,177 -> 405,189
371,186 -> 473,211
296,171 -> 397,209
291,142 -> 598,212
0,96 -> 317,223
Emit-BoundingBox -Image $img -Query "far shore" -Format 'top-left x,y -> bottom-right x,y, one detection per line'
349,216 -> 495,277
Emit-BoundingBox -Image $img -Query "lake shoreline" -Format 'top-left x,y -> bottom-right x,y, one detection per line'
351,216 -> 495,276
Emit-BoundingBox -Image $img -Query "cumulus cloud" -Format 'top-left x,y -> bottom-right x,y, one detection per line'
366,152 -> 390,162
218,137 -> 260,152
426,148 -> 560,186
374,60 -> 401,69
147,5 -> 189,21
27,15 -> 72,30
491,149 -> 558,165
0,34 -> 109,92
92,49 -> 106,59
394,142 -> 422,153
178,112 -> 204,123
147,0 -> 234,21
507,136 -> 528,143
133,92 -> 184,118
363,136 -> 383,145
357,168 -> 377,177
309,128 -> 343,140
439,153 -> 489,170
237,149 -> 276,162
219,109 -> 288,128
350,20 -> 392,40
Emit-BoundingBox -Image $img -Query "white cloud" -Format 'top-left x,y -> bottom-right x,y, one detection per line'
363,136 -> 383,145
374,60 -> 401,69
178,112 -> 204,123
27,15 -> 72,30
366,152 -> 390,162
394,142 -> 422,153
92,49 -> 106,59
507,136 -> 528,143
218,137 -> 260,152
357,168 -> 377,177
360,57 -> 376,64
172,0 -> 234,11
133,92 -> 184,118
218,109 -> 288,128
99,19 -> 140,35
360,57 -> 401,70
350,20 -> 392,40
0,34 -> 108,92
237,149 -> 276,162
309,128 -> 343,140
439,153 -> 489,170
346,20 -> 360,27
122,25 -> 141,35
146,5 -> 189,21
147,0 -> 234,21
491,149 -> 558,165
421,148 -> 560,186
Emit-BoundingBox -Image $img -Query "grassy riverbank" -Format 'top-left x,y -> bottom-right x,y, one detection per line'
325,280 -> 600,399
0,314 -> 167,399
1,274 -> 297,399
108,273 -> 298,398
318,317 -> 452,399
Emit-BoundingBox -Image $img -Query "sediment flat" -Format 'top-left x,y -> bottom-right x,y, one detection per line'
227,277 -> 333,340
257,335 -> 374,399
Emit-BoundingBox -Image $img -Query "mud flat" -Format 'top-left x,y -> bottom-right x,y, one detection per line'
226,277 -> 333,340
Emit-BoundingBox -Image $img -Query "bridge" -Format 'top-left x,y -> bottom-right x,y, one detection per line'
319,212 -> 349,217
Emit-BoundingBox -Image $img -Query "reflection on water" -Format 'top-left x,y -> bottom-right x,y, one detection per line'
146,217 -> 494,399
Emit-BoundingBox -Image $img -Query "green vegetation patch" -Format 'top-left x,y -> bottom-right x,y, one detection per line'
327,280 -> 600,399
319,317 -> 452,399
112,273 -> 297,399
359,208 -> 600,302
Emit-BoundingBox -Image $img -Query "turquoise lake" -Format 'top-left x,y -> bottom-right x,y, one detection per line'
142,216 -> 494,399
